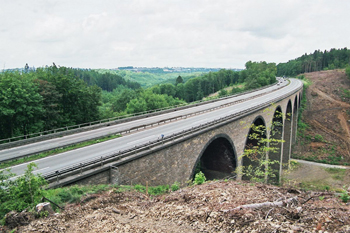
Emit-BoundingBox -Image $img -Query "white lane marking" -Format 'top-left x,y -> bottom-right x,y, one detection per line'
33,167 -> 50,174
9,167 -> 50,179
127,135 -> 156,145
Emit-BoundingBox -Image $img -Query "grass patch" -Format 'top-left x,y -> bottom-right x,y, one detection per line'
43,184 -> 112,211
293,154 -> 344,165
43,183 -> 176,211
324,167 -> 346,180
299,181 -> 333,192
0,134 -> 122,169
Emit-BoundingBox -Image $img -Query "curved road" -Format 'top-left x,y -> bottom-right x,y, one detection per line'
0,81 -> 288,162
6,78 -> 303,177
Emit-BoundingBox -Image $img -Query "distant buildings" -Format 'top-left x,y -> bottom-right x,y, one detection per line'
115,66 -> 242,73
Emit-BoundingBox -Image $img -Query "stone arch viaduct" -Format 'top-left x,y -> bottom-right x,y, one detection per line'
71,83 -> 303,187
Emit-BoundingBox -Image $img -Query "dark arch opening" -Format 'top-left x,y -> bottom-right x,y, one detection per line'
282,100 -> 292,169
242,117 -> 267,180
269,106 -> 283,183
292,95 -> 298,144
193,135 -> 237,180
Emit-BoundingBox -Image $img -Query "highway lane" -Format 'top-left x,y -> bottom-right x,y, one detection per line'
8,78 -> 302,177
0,80 -> 288,162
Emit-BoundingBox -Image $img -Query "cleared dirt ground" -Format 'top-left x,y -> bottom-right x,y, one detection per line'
293,70 -> 350,165
7,180 -> 350,233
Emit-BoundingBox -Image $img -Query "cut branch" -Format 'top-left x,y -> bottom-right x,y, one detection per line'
223,197 -> 298,212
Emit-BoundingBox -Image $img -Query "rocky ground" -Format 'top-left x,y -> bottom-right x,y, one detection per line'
4,180 -> 349,233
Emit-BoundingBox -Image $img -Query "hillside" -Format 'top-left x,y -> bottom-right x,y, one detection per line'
292,69 -> 350,166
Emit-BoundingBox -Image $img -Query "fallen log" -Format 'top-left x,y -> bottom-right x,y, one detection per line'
223,196 -> 298,212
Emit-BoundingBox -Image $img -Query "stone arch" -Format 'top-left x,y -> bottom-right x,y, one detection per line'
292,95 -> 299,144
192,134 -> 237,180
282,100 -> 293,169
242,116 -> 267,180
268,106 -> 283,183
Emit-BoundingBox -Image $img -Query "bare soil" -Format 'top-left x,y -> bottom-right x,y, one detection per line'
293,69 -> 350,165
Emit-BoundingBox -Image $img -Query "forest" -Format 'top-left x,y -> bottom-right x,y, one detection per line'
277,47 -> 350,76
0,61 -> 277,140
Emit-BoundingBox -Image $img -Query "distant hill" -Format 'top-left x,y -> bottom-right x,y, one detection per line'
96,69 -> 205,87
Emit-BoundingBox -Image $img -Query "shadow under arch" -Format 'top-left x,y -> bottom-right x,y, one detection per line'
192,134 -> 237,180
292,95 -> 299,144
282,100 -> 293,168
242,116 -> 267,180
268,106 -> 283,183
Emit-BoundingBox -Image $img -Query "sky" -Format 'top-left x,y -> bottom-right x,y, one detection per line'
1,0 -> 349,69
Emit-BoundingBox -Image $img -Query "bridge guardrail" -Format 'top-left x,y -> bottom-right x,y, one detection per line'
0,83 -> 283,163
0,82 -> 279,148
43,81 -> 302,182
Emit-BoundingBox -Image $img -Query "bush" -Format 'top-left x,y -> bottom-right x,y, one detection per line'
0,163 -> 47,220
346,65 -> 350,79
218,89 -> 228,97
314,134 -> 324,142
148,185 -> 169,195
171,182 -> 180,191
134,184 -> 146,193
193,171 -> 206,185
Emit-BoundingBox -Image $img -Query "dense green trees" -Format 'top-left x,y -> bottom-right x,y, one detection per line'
0,72 -> 44,138
73,69 -> 141,91
346,65 -> 350,78
0,65 -> 102,139
277,48 -> 350,76
147,62 -> 276,103
0,61 -> 276,140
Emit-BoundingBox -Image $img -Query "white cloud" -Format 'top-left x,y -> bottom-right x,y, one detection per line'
0,0 -> 349,69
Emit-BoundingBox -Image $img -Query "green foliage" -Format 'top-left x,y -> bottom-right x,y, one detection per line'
148,185 -> 169,195
176,75 -> 183,85
0,72 -> 44,138
218,89 -> 228,97
239,114 -> 283,184
346,65 -> 350,79
0,65 -> 103,139
96,69 -> 201,88
132,184 -> 170,195
0,163 -> 47,219
244,61 -> 277,90
43,184 -> 111,211
324,168 -> 346,180
171,182 -> 180,192
314,134 -> 324,142
277,47 -> 350,76
230,86 -> 244,95
339,186 -> 350,203
193,171 -> 206,185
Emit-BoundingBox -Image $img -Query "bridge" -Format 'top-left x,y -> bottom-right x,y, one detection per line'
1,78 -> 303,188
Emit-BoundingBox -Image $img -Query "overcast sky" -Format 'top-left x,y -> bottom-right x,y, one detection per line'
1,0 -> 349,69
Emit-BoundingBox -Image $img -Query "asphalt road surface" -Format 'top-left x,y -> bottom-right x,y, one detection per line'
0,80 -> 287,162
5,78 -> 303,177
